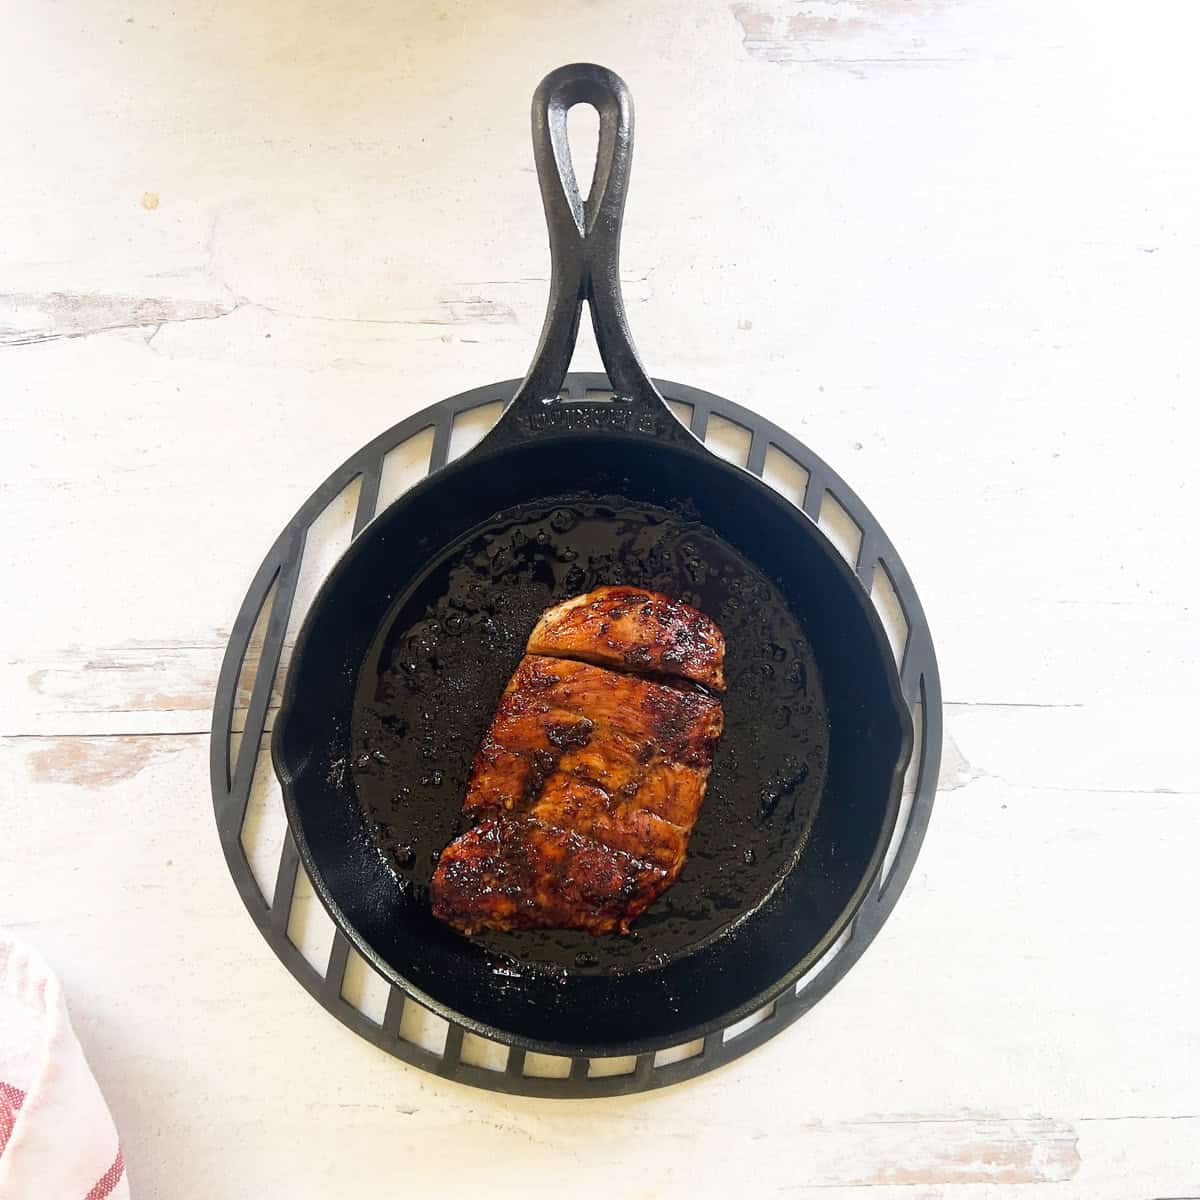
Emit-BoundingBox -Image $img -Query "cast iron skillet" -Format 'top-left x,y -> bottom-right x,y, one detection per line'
273,64 -> 911,1056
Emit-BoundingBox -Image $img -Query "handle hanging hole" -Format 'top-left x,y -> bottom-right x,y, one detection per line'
567,101 -> 601,205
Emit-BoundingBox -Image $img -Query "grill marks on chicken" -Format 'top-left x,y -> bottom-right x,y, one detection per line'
527,585 -> 727,691
463,655 -> 721,824
431,592 -> 726,936
431,816 -> 672,937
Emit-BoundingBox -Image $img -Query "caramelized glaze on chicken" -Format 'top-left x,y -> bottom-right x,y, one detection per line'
527,585 -> 726,691
431,594 -> 726,936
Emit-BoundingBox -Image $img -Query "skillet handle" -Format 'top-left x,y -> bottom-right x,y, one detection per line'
507,64 -> 670,421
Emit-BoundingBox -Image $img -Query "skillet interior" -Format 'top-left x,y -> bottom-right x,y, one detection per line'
352,489 -> 829,971
274,431 -> 909,1052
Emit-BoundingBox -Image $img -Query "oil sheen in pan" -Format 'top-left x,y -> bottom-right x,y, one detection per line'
351,493 -> 829,974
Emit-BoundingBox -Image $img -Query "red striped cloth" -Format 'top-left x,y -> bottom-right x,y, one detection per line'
0,936 -> 129,1199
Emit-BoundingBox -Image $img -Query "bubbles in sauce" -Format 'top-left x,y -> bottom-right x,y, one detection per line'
352,493 -> 828,975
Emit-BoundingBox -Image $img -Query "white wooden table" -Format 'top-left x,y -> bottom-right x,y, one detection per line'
3,1 -> 1198,1195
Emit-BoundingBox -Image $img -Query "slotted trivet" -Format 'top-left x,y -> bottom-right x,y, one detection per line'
210,372 -> 940,1096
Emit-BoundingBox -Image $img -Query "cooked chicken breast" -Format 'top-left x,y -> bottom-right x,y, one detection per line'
431,653 -> 724,935
527,585 -> 726,691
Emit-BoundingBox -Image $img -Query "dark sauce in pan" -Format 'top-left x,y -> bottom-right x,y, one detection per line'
351,493 -> 828,973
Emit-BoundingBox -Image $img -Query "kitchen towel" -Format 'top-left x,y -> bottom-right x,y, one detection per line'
0,934 -> 128,1199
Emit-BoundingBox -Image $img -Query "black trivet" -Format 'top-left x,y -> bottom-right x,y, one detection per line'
210,373 -> 941,1097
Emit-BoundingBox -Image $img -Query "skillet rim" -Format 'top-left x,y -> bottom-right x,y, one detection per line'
271,381 -> 914,1058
